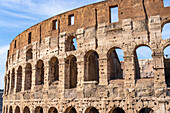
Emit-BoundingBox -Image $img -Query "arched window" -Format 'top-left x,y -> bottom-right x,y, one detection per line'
6,106 -> 8,113
85,107 -> 99,113
65,56 -> 77,89
84,51 -> 99,82
36,60 -> 44,85
162,23 -> 170,40
15,106 -> 20,113
109,107 -> 125,113
65,36 -> 77,51
65,107 -> 77,113
25,63 -> 32,90
23,107 -> 30,113
35,107 -> 43,113
16,66 -> 22,92
48,107 -> 58,113
164,45 -> 170,87
7,72 -> 10,94
4,76 -> 7,95
135,46 -> 153,79
26,49 -> 33,61
49,57 -> 59,86
139,108 -> 154,113
107,48 -> 124,80
9,106 -> 12,113
11,69 -> 15,91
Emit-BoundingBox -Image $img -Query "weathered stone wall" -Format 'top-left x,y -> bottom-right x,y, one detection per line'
3,0 -> 170,113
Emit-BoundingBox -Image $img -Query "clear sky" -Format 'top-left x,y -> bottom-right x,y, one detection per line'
0,0 -> 170,89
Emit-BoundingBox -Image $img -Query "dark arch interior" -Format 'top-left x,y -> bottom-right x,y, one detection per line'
110,107 -> 125,113
85,51 -> 99,82
107,48 -> 124,80
65,36 -> 77,51
48,107 -> 58,113
24,107 -> 30,113
11,69 -> 15,90
65,107 -> 77,113
26,49 -> 33,61
15,106 -> 20,113
36,60 -> 44,85
35,107 -> 43,113
85,107 -> 99,113
49,57 -> 59,86
9,106 -> 12,113
139,108 -> 154,113
164,45 -> 170,87
16,66 -> 22,92
25,63 -> 32,90
65,56 -> 77,89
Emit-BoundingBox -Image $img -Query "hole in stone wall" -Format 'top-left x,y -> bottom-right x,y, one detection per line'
26,49 -> 32,61
110,6 -> 119,23
16,66 -> 22,92
135,46 -> 153,79
35,107 -> 43,113
48,107 -> 58,113
36,60 -> 44,85
65,107 -> 77,113
65,36 -> 77,51
25,63 -> 32,90
11,68 -> 15,91
164,45 -> 170,87
49,57 -> 59,86
139,108 -> 154,113
24,107 -> 30,113
85,107 -> 99,113
164,0 -> 170,7
14,40 -> 17,48
107,48 -> 124,80
65,55 -> 77,89
84,51 -> 99,82
28,32 -> 31,44
52,20 -> 58,30
109,107 -> 125,113
7,71 -> 10,94
9,106 -> 12,113
15,106 -> 20,113
162,23 -> 170,40
68,14 -> 74,25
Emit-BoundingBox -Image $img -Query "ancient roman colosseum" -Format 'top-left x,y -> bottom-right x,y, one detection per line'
2,0 -> 170,113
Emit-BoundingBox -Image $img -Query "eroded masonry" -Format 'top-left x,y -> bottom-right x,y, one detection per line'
2,0 -> 170,113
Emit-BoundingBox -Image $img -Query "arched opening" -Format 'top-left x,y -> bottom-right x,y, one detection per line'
16,66 -> 22,92
23,106 -> 30,113
15,106 -> 20,113
36,60 -> 44,85
11,69 -> 15,91
65,55 -> 77,89
35,107 -> 43,113
134,46 -> 153,79
49,57 -> 59,86
107,48 -> 124,80
164,45 -> 170,87
9,106 -> 12,113
48,107 -> 58,113
4,76 -> 7,95
85,107 -> 99,113
25,63 -> 32,90
109,107 -> 125,113
65,107 -> 77,113
26,49 -> 33,61
65,36 -> 77,51
84,51 -> 99,82
7,72 -> 10,94
139,108 -> 154,113
6,106 -> 8,113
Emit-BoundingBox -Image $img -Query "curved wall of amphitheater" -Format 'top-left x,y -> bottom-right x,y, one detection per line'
2,0 -> 170,113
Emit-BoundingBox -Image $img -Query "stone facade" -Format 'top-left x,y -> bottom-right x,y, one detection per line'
2,0 -> 170,113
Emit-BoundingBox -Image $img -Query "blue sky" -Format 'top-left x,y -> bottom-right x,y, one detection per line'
0,0 -> 170,89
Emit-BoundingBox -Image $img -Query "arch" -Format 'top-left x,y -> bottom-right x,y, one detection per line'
6,105 -> 8,113
48,107 -> 58,113
9,106 -> 12,113
107,48 -> 124,80
35,107 -> 43,113
84,50 -> 99,82
25,63 -> 32,90
139,108 -> 154,113
36,60 -> 44,85
26,49 -> 33,61
65,55 -> 77,89
11,68 -> 15,91
134,45 -> 153,79
23,106 -> 30,113
85,107 -> 99,113
15,106 -> 20,113
109,107 -> 125,113
65,36 -> 77,51
7,72 -> 10,94
16,66 -> 22,92
65,106 -> 77,113
164,45 -> 170,87
4,76 -> 7,95
49,57 -> 59,86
